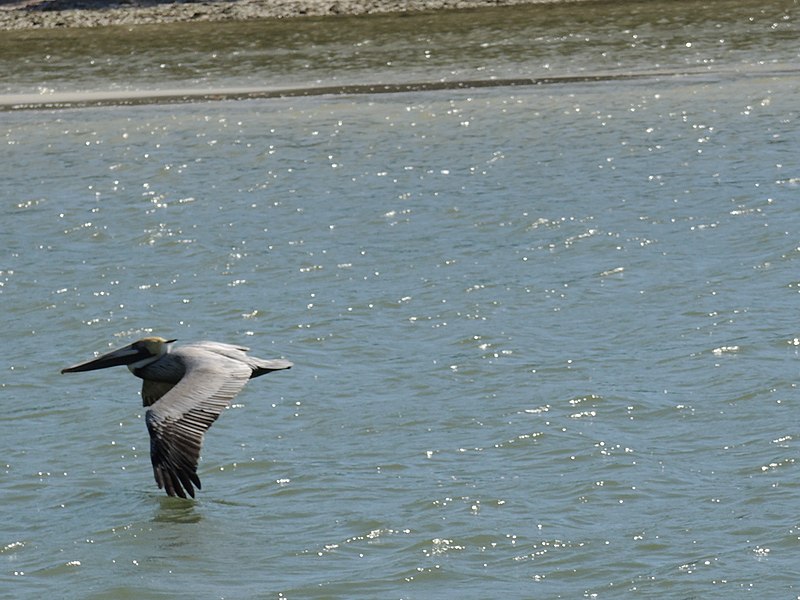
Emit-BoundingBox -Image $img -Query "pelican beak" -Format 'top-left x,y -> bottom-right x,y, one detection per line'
61,343 -> 149,374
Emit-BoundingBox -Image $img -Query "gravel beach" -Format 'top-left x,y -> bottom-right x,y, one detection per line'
0,0 -> 572,30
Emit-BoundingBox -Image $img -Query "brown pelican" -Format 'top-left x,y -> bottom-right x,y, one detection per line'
61,337 -> 292,499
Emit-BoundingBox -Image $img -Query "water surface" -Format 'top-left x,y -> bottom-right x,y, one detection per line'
1,0 -> 798,100
2,1 -> 800,597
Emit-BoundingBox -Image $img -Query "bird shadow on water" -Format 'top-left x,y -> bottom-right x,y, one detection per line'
151,495 -> 204,524
148,492 -> 255,524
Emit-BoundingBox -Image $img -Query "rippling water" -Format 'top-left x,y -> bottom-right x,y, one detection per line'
3,1 -> 800,597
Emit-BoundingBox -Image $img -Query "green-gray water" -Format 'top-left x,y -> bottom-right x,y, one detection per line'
2,1 -> 800,597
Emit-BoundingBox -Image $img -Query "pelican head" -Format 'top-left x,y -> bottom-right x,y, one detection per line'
61,337 -> 177,374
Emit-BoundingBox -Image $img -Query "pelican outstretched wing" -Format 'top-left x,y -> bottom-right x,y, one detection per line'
145,352 -> 252,499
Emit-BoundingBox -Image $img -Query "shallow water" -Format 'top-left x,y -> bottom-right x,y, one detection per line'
2,1 -> 800,598
1,0 -> 799,100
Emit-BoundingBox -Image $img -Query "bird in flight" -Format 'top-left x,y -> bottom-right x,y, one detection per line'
62,336 -> 292,498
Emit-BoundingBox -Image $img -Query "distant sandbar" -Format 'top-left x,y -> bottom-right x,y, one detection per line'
0,0 -> 584,30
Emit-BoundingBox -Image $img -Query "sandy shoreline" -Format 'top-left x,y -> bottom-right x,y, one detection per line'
0,0 -> 574,30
